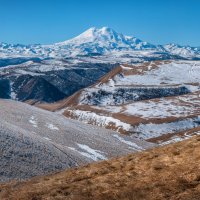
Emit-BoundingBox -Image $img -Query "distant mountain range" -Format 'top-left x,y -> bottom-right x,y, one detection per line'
0,27 -> 200,59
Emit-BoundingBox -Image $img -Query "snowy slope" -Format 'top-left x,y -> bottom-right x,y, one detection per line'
55,27 -> 157,56
0,99 -> 153,182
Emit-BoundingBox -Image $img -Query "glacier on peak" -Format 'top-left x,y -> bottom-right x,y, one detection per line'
55,27 -> 156,51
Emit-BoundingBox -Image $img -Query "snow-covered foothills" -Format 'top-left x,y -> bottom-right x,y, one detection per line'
115,62 -> 200,86
78,61 -> 200,107
0,99 -> 153,182
60,60 -> 200,145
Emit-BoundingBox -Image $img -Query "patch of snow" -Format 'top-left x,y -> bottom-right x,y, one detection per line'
10,91 -> 17,100
46,123 -> 59,131
68,143 -> 107,161
68,109 -> 131,132
29,116 -> 37,128
113,134 -> 143,150
30,64 -> 66,72
160,131 -> 200,146
159,136 -> 185,145
121,65 -> 133,70
92,105 -> 122,113
43,137 -> 51,141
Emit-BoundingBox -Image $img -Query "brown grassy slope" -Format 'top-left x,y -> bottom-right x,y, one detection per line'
1,136 -> 200,200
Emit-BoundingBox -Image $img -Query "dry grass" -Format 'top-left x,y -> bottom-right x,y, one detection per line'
1,136 -> 200,200
97,65 -> 122,84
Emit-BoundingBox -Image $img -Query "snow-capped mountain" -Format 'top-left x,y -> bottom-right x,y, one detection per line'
0,27 -> 200,59
54,27 -> 157,55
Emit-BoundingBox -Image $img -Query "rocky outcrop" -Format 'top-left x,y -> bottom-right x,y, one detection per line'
0,79 -> 10,99
81,86 -> 190,106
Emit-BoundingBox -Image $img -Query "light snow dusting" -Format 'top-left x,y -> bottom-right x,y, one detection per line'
123,98 -> 195,118
113,134 -> 143,150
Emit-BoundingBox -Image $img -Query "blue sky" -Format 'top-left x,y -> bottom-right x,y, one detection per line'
0,0 -> 199,46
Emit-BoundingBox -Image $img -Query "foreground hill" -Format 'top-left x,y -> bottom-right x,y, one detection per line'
1,135 -> 200,200
0,99 -> 153,182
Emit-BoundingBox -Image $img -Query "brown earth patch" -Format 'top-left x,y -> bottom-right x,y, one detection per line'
96,65 -> 122,85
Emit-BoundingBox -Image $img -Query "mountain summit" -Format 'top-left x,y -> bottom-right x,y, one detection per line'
55,27 -> 157,54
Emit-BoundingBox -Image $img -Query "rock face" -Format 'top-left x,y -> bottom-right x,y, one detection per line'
0,79 -> 10,98
12,75 -> 66,103
81,86 -> 190,106
0,99 -> 154,182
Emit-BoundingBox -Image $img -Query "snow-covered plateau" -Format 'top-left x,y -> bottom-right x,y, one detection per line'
59,60 -> 200,145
